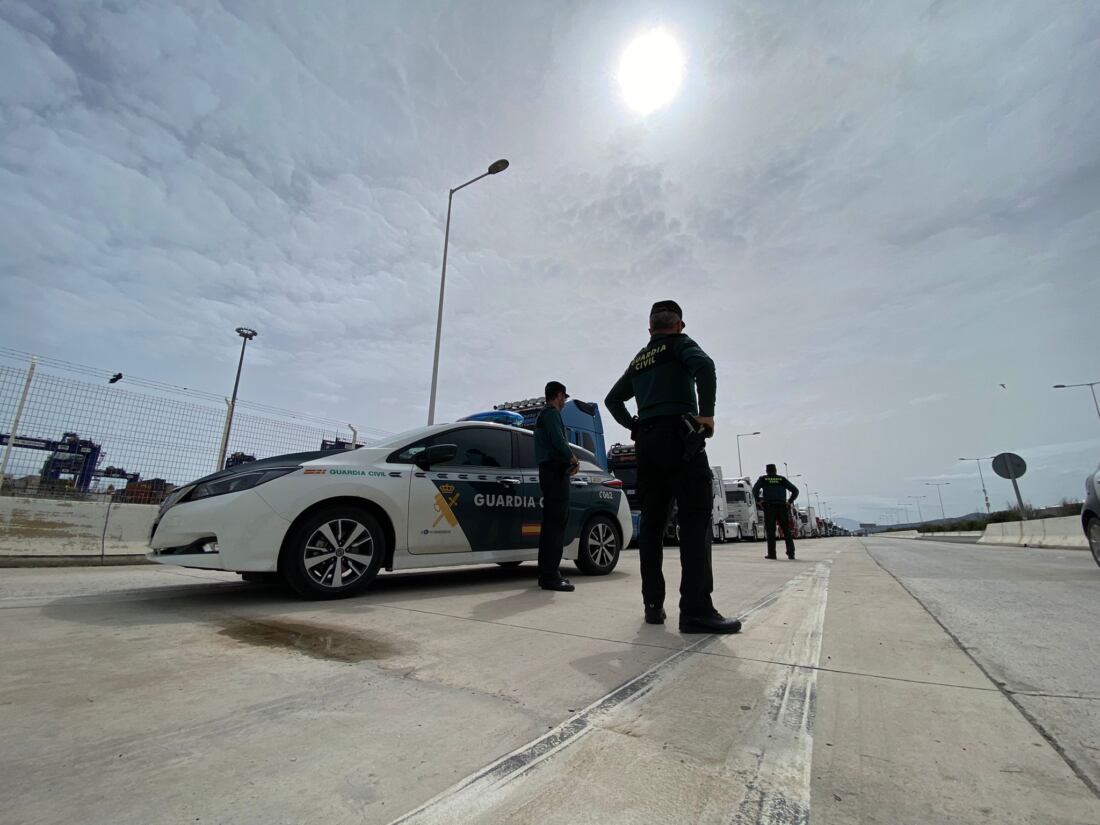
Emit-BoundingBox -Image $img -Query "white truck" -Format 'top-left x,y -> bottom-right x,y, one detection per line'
710,466 -> 731,542
721,477 -> 761,541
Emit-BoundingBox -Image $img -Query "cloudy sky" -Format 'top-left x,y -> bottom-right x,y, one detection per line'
2,0 -> 1098,524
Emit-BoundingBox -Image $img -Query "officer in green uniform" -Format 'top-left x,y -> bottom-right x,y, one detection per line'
605,301 -> 741,634
533,380 -> 580,591
752,464 -> 799,560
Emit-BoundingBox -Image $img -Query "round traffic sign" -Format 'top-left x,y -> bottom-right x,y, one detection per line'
992,452 -> 1026,479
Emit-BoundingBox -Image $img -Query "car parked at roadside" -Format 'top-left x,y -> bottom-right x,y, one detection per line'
149,421 -> 631,598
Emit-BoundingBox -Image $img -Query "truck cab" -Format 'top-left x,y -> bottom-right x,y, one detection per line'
721,477 -> 760,541
483,398 -> 608,470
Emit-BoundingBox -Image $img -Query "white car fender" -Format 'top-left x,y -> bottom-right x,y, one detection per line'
254,458 -> 412,554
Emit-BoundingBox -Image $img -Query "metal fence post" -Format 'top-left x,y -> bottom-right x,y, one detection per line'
215,397 -> 233,472
0,357 -> 37,494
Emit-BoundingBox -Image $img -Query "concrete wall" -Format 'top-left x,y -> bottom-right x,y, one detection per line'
0,496 -> 156,558
978,516 -> 1088,550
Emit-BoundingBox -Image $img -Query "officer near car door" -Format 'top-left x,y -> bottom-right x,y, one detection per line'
533,381 -> 580,592
752,464 -> 799,559
605,301 -> 741,634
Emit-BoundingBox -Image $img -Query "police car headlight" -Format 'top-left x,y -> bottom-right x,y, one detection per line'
191,467 -> 298,501
158,485 -> 194,517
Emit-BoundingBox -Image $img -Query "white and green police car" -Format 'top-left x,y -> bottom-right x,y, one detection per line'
149,421 -> 631,598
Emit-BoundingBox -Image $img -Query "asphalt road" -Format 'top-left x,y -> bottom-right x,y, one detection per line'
3,539 -> 1099,824
862,535 -> 1100,794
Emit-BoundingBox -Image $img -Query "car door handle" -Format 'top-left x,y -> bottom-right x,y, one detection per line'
570,478 -> 590,486
499,477 -> 522,486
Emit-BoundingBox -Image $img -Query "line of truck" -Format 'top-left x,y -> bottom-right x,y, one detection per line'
607,443 -> 845,544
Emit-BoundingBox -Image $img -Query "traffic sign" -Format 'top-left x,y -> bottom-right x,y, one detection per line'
992,452 -> 1027,515
992,452 -> 1026,479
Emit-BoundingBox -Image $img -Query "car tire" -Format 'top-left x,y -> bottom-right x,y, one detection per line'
496,561 -> 523,568
1088,515 -> 1100,569
575,515 -> 621,575
280,506 -> 384,599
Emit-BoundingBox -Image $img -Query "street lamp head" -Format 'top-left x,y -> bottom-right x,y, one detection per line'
235,327 -> 257,340
752,431 -> 761,435
1053,384 -> 1065,389
488,159 -> 510,175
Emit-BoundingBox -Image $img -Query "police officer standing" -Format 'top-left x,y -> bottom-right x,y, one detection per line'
605,301 -> 741,634
752,464 -> 799,560
534,381 -> 580,592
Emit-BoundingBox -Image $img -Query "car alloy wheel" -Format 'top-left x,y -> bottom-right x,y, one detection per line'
282,507 -> 384,599
576,515 -> 620,575
304,518 -> 375,588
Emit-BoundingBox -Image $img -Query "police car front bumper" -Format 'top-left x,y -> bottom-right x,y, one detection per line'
148,488 -> 291,572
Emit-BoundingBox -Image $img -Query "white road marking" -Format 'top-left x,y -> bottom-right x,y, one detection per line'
389,566 -> 828,825
721,562 -> 830,825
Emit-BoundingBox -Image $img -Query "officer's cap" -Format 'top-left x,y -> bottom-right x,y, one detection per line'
544,380 -> 568,400
650,300 -> 684,327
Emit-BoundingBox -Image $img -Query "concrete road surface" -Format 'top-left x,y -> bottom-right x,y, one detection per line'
2,538 -> 1098,824
862,535 -> 1100,796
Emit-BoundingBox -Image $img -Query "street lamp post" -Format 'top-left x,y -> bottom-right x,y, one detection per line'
1053,382 -> 1100,424
215,327 -> 257,471
925,482 -> 950,523
427,159 -> 510,425
735,431 -> 760,477
958,456 -> 994,514
907,495 -> 926,523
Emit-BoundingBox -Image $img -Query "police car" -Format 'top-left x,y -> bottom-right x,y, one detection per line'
148,421 -> 631,598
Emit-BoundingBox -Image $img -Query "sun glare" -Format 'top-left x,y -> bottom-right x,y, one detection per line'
617,28 -> 685,115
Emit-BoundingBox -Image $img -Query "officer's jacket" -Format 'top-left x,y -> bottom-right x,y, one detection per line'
604,333 -> 716,429
753,474 -> 799,504
534,406 -> 573,467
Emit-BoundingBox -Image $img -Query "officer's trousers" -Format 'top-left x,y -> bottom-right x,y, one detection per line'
538,462 -> 570,582
635,417 -> 715,616
762,502 -> 796,558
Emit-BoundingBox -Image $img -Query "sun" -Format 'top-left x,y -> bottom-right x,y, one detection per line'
617,28 -> 685,115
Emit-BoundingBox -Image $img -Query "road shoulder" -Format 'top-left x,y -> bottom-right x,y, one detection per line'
811,541 -> 1100,824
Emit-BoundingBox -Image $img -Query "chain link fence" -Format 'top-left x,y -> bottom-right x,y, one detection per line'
0,355 -> 385,505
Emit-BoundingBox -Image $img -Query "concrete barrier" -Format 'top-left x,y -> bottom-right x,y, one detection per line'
977,516 -> 1087,550
0,496 -> 156,562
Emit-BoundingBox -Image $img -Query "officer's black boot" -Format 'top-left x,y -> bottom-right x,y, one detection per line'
644,605 -> 666,624
679,611 -> 742,634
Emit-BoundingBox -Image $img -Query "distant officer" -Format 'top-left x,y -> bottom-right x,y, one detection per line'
605,300 -> 741,634
753,464 -> 799,560
533,381 -> 580,592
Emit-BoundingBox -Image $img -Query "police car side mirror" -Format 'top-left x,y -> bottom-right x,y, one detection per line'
415,444 -> 458,470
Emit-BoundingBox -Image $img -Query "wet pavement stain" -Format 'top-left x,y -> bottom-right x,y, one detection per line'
217,618 -> 400,663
